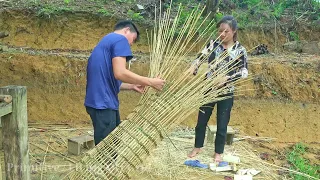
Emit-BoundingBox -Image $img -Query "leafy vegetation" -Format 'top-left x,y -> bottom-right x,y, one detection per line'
97,8 -> 110,17
127,10 -> 144,21
287,143 -> 320,179
36,5 -> 72,18
289,31 -> 300,41
64,0 -> 72,5
10,0 -> 320,33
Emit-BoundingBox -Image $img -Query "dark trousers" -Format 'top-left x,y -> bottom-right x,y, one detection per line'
195,95 -> 234,154
86,107 -> 121,145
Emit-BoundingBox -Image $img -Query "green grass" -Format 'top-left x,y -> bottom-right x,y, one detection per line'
36,5 -> 73,18
17,0 -> 320,35
286,143 -> 320,180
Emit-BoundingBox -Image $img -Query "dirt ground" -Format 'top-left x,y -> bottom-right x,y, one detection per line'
0,10 -> 319,179
0,124 -> 283,180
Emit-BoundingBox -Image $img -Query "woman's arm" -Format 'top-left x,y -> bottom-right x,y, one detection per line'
120,83 -> 134,90
229,48 -> 248,81
120,83 -> 145,93
191,40 -> 216,75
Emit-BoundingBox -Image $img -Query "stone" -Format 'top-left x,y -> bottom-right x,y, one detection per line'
283,41 -> 302,53
68,135 -> 94,155
283,40 -> 320,55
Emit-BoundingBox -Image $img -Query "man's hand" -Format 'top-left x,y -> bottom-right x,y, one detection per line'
113,57 -> 165,90
132,84 -> 145,93
149,77 -> 165,91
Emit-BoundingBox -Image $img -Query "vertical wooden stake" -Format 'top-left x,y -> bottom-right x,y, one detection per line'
0,86 -> 30,180
0,117 -> 2,180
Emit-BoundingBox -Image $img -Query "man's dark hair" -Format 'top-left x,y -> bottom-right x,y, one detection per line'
114,20 -> 140,41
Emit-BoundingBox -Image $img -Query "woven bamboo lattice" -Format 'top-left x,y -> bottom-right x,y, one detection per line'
66,3 -> 250,180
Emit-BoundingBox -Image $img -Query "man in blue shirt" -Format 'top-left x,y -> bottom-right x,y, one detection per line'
85,20 -> 165,145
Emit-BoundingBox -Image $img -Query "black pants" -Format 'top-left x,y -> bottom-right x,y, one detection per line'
194,95 -> 234,154
86,107 -> 121,145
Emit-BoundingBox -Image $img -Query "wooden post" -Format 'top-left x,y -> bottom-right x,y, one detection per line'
205,0 -> 219,18
0,86 -> 30,180
0,116 -> 2,180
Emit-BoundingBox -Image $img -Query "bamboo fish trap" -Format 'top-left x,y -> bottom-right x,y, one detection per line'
66,2 -> 249,180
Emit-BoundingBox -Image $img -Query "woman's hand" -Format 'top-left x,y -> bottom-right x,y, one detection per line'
217,76 -> 230,88
132,84 -> 145,93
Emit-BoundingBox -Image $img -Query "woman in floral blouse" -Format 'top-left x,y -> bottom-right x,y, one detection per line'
188,15 -> 248,162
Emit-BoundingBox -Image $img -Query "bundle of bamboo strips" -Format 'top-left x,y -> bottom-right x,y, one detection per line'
66,2 -> 250,180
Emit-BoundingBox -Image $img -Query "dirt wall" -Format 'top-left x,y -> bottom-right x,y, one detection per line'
2,10 -> 320,53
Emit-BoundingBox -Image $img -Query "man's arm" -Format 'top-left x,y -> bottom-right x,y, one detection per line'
112,57 -> 165,90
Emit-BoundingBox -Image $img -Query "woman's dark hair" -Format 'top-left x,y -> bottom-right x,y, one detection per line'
216,15 -> 238,42
114,20 -> 140,41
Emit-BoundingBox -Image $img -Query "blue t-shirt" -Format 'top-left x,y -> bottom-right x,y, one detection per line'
84,33 -> 133,110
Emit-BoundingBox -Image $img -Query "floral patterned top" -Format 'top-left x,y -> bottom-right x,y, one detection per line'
192,40 -> 248,92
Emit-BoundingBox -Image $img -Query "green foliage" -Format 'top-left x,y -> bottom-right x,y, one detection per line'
36,5 -> 72,18
177,7 -> 190,26
173,5 -> 215,37
64,0 -> 71,5
127,10 -> 144,21
215,12 -> 223,22
287,143 -> 320,179
311,0 -> 320,7
116,0 -> 135,3
25,0 -> 320,30
242,0 -> 260,8
233,11 -> 250,28
289,31 -> 300,41
97,8 -> 110,16
271,0 -> 303,19
272,2 -> 285,18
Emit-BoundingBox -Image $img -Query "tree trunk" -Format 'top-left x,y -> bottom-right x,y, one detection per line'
205,0 -> 219,18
